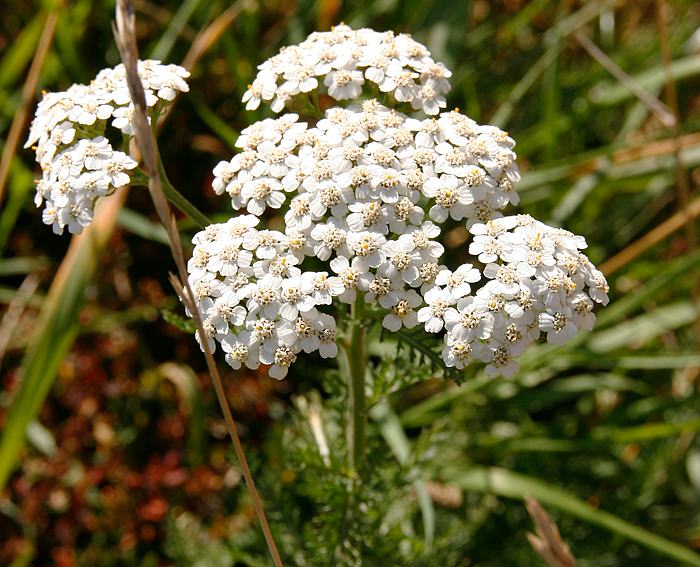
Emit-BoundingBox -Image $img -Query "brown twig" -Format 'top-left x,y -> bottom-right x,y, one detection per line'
0,274 -> 40,369
574,31 -> 676,128
655,0 -> 699,312
182,0 -> 254,71
0,2 -> 63,207
113,2 -> 284,566
600,194 -> 700,275
156,0 -> 253,131
525,496 -> 577,567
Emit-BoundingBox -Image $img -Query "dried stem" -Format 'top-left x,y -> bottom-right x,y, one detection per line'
600,194 -> 700,276
156,0 -> 253,130
113,2 -> 284,566
0,2 -> 63,206
654,0 -> 699,313
0,274 -> 40,369
181,0 -> 253,71
574,31 -> 676,127
525,496 -> 577,567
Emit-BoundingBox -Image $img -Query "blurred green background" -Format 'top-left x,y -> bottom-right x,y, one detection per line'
1,0 -> 700,565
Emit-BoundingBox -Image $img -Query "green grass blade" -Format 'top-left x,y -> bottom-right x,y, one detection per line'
0,14 -> 43,91
0,159 -> 35,254
589,301 -> 698,353
446,466 -> 700,566
593,419 -> 700,443
150,0 -> 204,61
0,257 -> 50,277
590,55 -> 700,106
118,207 -> 170,245
0,191 -> 127,491
191,97 -> 240,149
596,249 -> 700,327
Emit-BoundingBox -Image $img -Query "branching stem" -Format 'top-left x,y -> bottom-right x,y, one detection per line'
132,167 -> 211,229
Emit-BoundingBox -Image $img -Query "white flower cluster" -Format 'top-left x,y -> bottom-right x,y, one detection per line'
242,24 -> 451,115
213,101 -> 520,227
26,60 -> 190,234
435,215 -> 609,377
188,26 -> 609,380
187,215 -> 342,379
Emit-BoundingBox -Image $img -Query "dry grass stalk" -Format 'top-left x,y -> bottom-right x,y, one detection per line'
574,31 -> 675,128
0,274 -> 40,369
0,2 -> 63,206
155,0 -> 253,132
525,495 -> 576,567
600,194 -> 700,275
654,0 -> 700,321
113,2 -> 284,566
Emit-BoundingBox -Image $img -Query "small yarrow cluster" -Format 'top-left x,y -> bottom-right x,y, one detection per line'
440,215 -> 608,377
243,24 -> 451,115
188,25 -> 609,379
26,60 -> 189,234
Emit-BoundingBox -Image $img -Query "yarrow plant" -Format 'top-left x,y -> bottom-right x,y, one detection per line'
26,18 -> 611,565
25,24 -> 608,381
186,25 -> 609,383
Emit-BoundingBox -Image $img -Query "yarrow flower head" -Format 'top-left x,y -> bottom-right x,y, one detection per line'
26,60 -> 189,234
184,26 -> 609,381
242,24 -> 452,115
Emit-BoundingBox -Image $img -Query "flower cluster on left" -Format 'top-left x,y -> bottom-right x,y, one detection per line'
25,60 -> 190,234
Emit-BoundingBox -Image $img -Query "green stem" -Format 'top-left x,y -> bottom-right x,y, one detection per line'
344,299 -> 367,474
131,167 -> 212,229
158,163 -> 212,228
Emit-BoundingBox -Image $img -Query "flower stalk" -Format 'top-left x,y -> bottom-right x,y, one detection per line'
344,299 -> 367,475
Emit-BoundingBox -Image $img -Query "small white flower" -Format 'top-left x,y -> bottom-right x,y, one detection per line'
242,178 -> 286,215
538,311 -> 577,345
484,345 -> 519,378
445,296 -> 493,342
347,231 -> 387,268
222,332 -> 259,370
435,264 -> 481,299
382,289 -> 422,331
324,69 -> 364,99
417,286 -> 455,333
329,255 -> 372,304
102,151 -> 137,187
316,313 -> 339,358
442,333 -> 473,370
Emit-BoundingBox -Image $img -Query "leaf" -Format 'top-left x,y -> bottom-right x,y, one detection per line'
588,301 -> 698,353
370,399 -> 435,545
162,309 -> 196,333
446,466 -> 700,566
